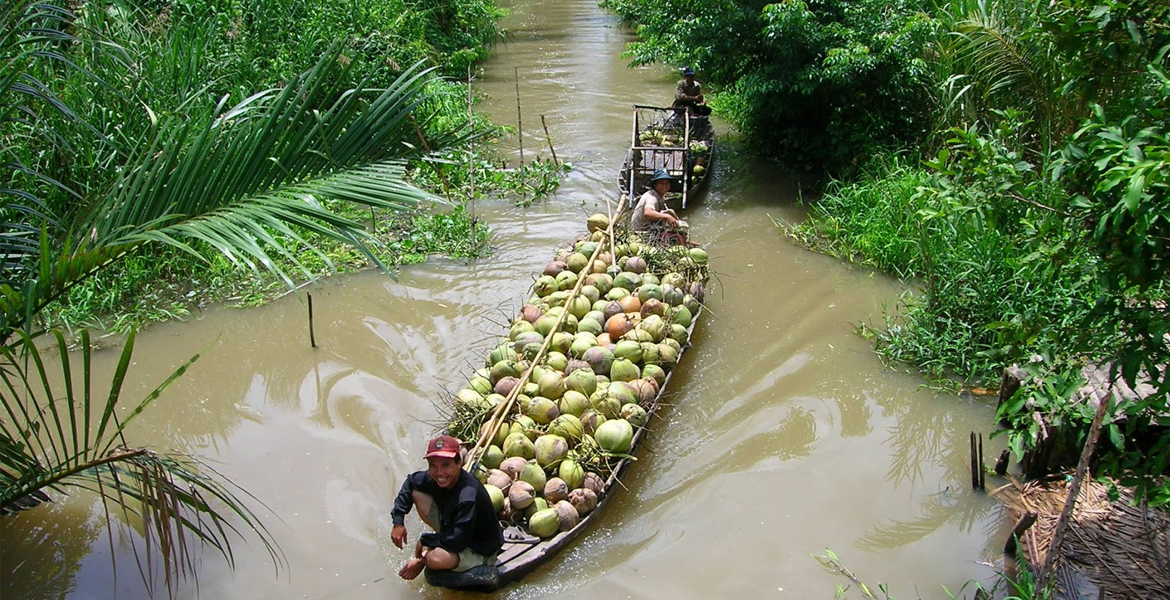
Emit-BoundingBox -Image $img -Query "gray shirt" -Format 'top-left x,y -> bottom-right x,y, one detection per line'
630,188 -> 665,231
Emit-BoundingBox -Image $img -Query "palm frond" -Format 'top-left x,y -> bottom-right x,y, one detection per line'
0,327 -> 283,590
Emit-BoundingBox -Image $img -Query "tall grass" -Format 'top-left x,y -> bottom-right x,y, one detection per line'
786,155 -> 1097,386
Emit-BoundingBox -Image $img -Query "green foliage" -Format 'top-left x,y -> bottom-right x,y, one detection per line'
604,0 -> 938,175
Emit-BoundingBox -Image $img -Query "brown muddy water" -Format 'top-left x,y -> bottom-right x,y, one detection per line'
1,0 -> 1009,598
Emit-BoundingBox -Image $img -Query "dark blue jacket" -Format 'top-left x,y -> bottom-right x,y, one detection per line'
391,469 -> 503,556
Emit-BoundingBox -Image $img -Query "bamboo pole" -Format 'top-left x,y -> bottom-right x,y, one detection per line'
465,228 -> 614,469
540,114 -> 559,165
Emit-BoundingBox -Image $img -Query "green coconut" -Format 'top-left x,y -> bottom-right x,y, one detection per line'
534,435 -> 569,470
481,444 -> 506,470
594,419 -> 634,454
579,409 -> 607,435
672,305 -> 693,328
567,295 -> 592,320
585,274 -> 613,296
513,331 -> 544,353
509,320 -> 535,342
523,497 -> 549,519
612,340 -> 643,363
528,508 -> 560,538
605,287 -> 630,301
469,376 -> 493,396
639,315 -> 668,342
590,393 -> 621,420
637,284 -> 663,303
642,273 -> 660,286
527,396 -> 560,424
538,371 -> 566,400
587,213 -> 610,233
565,369 -> 598,397
613,271 -> 642,291
610,358 -> 640,382
639,342 -> 660,365
489,344 -> 521,370
569,333 -> 597,358
683,294 -> 700,314
550,331 -> 574,355
581,285 -> 601,304
491,360 -> 521,383
661,272 -> 686,288
582,346 -> 614,376
656,343 -> 678,368
555,270 -> 579,290
534,276 -> 559,298
485,484 -> 505,513
558,390 -> 590,417
662,285 -> 685,307
607,381 -> 639,406
688,247 -> 708,265
509,415 -> 539,441
623,328 -> 654,344
642,364 -> 666,386
621,403 -> 648,427
577,318 -> 603,335
520,460 -> 548,490
559,459 -> 585,490
548,414 -> 584,441
504,432 -> 536,460
534,314 -> 558,337
546,291 -> 569,308
669,324 -> 689,345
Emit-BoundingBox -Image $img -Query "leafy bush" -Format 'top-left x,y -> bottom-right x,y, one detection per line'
604,0 -> 938,175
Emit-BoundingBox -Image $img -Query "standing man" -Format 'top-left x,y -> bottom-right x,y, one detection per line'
391,435 -> 503,581
673,66 -> 711,116
631,169 -> 680,233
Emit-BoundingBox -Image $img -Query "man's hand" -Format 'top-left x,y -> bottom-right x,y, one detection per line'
391,524 -> 408,549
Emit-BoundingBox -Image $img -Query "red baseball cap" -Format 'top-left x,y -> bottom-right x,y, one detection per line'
424,435 -> 462,460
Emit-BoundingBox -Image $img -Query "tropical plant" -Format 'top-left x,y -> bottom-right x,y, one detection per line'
2,0 -> 471,588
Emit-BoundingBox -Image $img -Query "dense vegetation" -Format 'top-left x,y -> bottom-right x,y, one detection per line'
1,0 -> 507,587
607,0 -> 1170,504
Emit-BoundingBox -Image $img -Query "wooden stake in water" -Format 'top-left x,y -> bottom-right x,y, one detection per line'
515,66 -> 525,203
540,114 -> 559,165
468,65 -> 476,247
514,67 -> 524,167
308,292 -> 317,348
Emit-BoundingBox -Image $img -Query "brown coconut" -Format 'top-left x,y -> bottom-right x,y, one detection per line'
508,481 -> 536,510
486,469 -> 512,490
499,456 -> 527,480
520,304 -> 544,324
625,256 -> 648,274
640,298 -> 666,318
494,376 -> 520,397
582,472 -> 605,495
554,500 -> 580,531
543,477 -> 570,504
568,488 -> 598,516
543,261 -> 567,277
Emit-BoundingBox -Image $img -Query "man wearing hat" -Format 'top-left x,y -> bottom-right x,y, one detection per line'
673,66 -> 711,116
631,168 -> 680,233
391,435 -> 503,581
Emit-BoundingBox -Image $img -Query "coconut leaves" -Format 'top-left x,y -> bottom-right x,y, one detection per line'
0,329 -> 281,595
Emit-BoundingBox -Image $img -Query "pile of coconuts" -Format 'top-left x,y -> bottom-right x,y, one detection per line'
447,212 -> 708,540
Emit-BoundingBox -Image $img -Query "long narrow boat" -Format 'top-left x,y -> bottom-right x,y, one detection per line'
618,105 -> 716,210
424,212 -> 709,591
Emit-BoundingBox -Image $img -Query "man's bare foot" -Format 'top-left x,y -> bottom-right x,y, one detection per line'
399,557 -> 425,580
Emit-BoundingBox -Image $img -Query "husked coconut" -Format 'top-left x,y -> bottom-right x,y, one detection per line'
568,488 -> 598,516
508,481 -> 536,510
486,469 -> 512,490
554,500 -> 580,531
543,477 -> 570,504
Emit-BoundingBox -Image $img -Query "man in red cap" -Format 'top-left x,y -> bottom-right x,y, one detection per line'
391,435 -> 503,581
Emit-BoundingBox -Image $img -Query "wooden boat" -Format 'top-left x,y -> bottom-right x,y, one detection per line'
424,216 -> 708,592
618,105 -> 715,210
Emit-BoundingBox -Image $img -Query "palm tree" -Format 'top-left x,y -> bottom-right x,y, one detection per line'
2,0 -> 466,591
